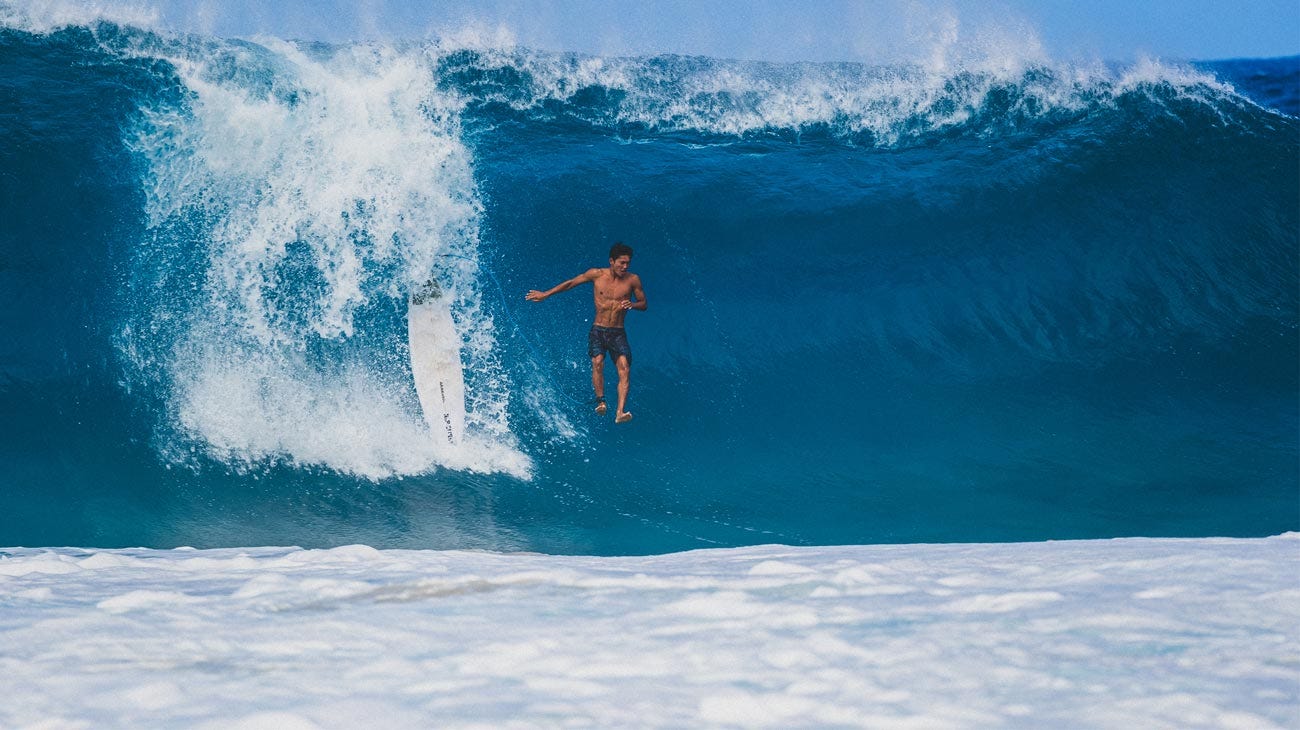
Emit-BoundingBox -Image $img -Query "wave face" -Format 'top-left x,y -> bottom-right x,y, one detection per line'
1,21 -> 1296,554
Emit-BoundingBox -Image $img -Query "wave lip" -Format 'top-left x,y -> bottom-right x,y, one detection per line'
118,31 -> 530,478
435,46 -> 1276,146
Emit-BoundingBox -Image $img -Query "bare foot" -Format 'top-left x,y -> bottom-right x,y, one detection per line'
615,411 -> 633,424
595,400 -> 607,415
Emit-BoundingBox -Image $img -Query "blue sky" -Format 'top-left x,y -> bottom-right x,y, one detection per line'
151,0 -> 1299,62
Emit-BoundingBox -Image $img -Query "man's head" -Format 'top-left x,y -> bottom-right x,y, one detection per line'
609,242 -> 633,276
609,242 -> 633,261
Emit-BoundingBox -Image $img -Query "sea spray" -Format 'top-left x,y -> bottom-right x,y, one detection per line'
125,34 -> 529,478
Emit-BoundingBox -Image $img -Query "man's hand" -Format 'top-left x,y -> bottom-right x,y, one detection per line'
618,299 -> 633,310
525,290 -> 547,302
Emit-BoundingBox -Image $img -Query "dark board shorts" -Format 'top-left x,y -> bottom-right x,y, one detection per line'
588,325 -> 631,361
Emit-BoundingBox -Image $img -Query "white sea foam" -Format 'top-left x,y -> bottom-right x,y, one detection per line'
125,35 -> 530,478
0,0 -> 159,33
167,341 -> 527,478
0,535 -> 1294,728
433,40 -> 1241,146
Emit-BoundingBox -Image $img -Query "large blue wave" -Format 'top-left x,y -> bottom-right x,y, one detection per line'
1,21 -> 1296,553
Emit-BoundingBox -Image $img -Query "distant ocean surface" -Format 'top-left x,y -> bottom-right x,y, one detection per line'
1,17 -> 1296,554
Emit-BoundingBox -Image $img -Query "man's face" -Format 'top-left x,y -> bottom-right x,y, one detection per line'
610,255 -> 631,276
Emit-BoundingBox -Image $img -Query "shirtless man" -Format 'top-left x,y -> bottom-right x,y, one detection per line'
526,243 -> 647,424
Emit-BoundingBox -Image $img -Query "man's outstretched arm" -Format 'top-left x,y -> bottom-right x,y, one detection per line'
526,269 -> 599,302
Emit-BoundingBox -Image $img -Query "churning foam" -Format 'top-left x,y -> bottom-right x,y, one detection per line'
129,34 -> 530,479
433,27 -> 1240,145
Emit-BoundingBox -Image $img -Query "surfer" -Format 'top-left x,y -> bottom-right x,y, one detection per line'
526,243 -> 647,424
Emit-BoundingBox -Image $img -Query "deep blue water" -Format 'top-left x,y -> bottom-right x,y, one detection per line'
1,22 -> 1296,554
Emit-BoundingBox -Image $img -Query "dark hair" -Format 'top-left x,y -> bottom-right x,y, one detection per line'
609,242 -> 633,260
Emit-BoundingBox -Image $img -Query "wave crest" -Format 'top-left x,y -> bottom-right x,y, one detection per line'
435,47 -> 1267,145
119,32 -> 531,479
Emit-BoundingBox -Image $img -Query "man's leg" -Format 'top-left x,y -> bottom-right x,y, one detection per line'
614,355 -> 632,423
591,354 -> 607,414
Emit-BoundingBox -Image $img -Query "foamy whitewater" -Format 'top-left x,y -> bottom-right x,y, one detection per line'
1,2 -> 1298,727
2,536 -> 1297,728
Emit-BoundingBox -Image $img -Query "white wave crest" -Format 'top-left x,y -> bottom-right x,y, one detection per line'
0,0 -> 159,34
128,35 -> 531,479
432,42 -> 1245,145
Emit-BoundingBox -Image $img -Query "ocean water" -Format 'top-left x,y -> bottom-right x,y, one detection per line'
0,18 -> 1296,555
2,11 -> 1298,728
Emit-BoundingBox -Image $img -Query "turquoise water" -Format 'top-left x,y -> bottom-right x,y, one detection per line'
1,23 -> 1296,553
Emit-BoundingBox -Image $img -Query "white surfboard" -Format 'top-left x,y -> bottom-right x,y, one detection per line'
407,280 -> 466,447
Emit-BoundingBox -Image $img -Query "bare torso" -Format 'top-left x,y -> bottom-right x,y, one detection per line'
591,268 -> 640,328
